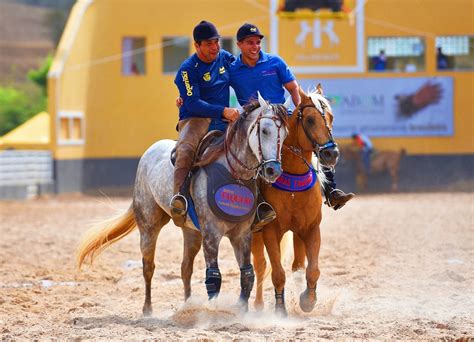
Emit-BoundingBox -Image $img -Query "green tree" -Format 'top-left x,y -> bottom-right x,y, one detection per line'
27,54 -> 52,95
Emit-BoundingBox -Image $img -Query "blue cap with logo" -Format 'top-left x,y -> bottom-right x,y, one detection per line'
193,21 -> 220,42
236,23 -> 264,41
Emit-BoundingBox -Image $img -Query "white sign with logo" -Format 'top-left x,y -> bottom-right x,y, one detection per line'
298,77 -> 454,137
270,0 -> 365,73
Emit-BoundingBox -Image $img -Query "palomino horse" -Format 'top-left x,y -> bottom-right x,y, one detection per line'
76,93 -> 289,315
251,86 -> 339,316
339,145 -> 406,191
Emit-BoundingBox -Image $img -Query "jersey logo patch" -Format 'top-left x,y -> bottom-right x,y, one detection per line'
203,72 -> 211,81
181,71 -> 193,96
219,66 -> 226,74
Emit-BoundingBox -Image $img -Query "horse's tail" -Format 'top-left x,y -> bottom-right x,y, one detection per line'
76,204 -> 136,269
400,148 -> 407,157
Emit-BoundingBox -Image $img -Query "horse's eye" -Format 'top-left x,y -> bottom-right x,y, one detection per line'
306,117 -> 315,126
262,128 -> 269,135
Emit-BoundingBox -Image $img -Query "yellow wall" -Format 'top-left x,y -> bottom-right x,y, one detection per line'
49,0 -> 473,160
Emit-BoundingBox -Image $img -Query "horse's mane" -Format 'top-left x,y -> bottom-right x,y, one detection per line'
306,90 -> 333,115
194,101 -> 288,167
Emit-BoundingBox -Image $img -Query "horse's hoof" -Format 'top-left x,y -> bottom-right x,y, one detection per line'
235,299 -> 249,314
275,304 -> 288,318
299,288 -> 317,313
254,300 -> 264,312
142,306 -> 153,317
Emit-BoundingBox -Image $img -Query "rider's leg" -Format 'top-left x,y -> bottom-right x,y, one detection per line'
322,166 -> 355,210
170,117 -> 210,226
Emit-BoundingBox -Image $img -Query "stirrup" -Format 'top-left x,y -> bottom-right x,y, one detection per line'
169,192 -> 188,217
252,202 -> 276,233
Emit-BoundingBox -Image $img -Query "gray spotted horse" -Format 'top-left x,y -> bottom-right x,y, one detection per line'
76,93 -> 289,316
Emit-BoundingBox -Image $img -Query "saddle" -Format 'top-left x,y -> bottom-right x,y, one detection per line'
170,130 -> 224,168
170,130 -> 256,229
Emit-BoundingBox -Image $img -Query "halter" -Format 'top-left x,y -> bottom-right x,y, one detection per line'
296,99 -> 337,158
224,104 -> 285,181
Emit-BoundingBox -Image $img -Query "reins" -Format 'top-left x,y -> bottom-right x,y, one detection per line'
224,104 -> 286,182
285,97 -> 337,173
295,99 -> 337,158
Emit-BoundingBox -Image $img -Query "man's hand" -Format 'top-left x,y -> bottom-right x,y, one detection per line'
223,107 -> 239,122
176,96 -> 183,108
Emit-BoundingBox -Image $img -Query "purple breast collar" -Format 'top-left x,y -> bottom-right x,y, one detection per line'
272,168 -> 317,192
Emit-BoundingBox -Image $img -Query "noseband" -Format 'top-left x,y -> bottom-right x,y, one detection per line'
296,99 -> 337,157
224,105 -> 285,181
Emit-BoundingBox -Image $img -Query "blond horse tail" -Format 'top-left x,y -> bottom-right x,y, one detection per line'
76,205 -> 136,269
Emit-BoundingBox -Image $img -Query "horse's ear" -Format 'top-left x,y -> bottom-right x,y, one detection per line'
316,83 -> 324,95
283,96 -> 292,109
257,91 -> 267,108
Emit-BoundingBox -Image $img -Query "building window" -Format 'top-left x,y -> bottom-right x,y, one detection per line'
163,36 -> 190,73
435,36 -> 474,71
221,37 -> 238,56
58,111 -> 84,145
122,37 -> 146,75
367,37 -> 425,72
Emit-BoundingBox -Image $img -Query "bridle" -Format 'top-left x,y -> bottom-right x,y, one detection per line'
224,104 -> 285,181
295,99 -> 337,158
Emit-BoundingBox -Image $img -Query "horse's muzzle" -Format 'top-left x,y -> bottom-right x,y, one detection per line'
261,160 -> 283,183
319,146 -> 339,168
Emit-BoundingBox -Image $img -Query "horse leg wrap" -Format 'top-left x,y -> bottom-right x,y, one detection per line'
239,264 -> 255,301
205,267 -> 221,300
275,288 -> 285,305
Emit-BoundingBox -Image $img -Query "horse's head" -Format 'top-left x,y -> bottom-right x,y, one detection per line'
236,92 -> 289,183
294,85 -> 339,168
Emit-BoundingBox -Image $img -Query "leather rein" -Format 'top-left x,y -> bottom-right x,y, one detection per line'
284,99 -> 337,170
224,105 -> 285,181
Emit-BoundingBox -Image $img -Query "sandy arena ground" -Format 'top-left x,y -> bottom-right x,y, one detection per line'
0,193 -> 473,340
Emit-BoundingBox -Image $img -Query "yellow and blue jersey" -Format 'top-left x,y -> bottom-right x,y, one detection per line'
174,50 -> 235,123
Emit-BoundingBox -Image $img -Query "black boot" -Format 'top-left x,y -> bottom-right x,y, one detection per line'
325,189 -> 355,210
322,167 -> 355,210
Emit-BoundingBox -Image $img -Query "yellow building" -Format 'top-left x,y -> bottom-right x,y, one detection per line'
47,0 -> 473,192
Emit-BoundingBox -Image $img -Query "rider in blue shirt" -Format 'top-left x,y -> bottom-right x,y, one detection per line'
230,50 -> 296,106
170,21 -> 240,226
230,24 -> 354,211
175,48 -> 235,132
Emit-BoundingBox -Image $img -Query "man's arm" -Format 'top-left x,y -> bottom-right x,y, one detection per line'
284,80 -> 300,107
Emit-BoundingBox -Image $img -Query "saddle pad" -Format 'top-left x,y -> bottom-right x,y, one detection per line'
272,168 -> 317,192
204,163 -> 257,222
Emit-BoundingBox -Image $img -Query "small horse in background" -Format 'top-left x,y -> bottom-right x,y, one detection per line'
76,93 -> 289,316
252,86 -> 339,316
339,145 -> 406,191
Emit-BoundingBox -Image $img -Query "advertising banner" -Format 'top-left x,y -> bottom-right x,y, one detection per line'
270,0 -> 365,73
298,77 -> 454,137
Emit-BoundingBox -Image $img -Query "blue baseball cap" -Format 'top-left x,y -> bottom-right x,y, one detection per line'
236,23 -> 264,41
193,21 -> 220,42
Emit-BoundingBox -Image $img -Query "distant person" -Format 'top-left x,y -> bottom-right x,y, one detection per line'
352,133 -> 373,172
437,47 -> 448,70
373,49 -> 386,71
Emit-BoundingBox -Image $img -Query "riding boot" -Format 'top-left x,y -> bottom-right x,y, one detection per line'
322,166 -> 355,210
170,118 -> 211,227
251,201 -> 277,233
170,167 -> 191,227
